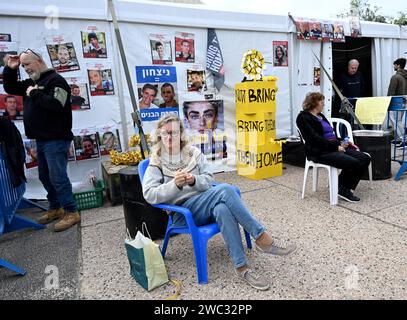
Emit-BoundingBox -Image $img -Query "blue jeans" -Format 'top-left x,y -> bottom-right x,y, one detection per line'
36,140 -> 77,213
180,184 -> 266,269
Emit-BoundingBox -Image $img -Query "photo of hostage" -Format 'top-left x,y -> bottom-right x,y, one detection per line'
151,41 -> 171,63
2,49 -> 80,232
100,130 -> 121,155
141,114 -> 297,291
183,100 -> 219,134
188,70 -> 206,92
138,83 -> 159,109
83,32 -> 107,58
1,94 -> 23,120
51,44 -> 79,72
76,135 -> 99,160
296,92 -> 371,203
274,45 -> 287,67
176,39 -> 194,62
70,84 -> 87,110
159,83 -> 178,108
88,69 -> 114,95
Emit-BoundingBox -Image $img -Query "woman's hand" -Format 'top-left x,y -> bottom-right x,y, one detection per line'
174,171 -> 187,188
185,172 -> 195,186
338,146 -> 346,152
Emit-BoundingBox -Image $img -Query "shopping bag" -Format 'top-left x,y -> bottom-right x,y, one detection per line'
125,227 -> 169,291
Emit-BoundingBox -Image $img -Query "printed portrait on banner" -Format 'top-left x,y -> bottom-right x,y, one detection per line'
0,34 -> 11,42
0,42 -> 19,85
333,22 -> 346,43
23,139 -> 38,169
182,100 -> 227,161
73,132 -> 100,161
175,32 -> 195,63
0,93 -> 23,120
150,34 -> 172,65
98,127 -> 122,156
314,67 -> 321,86
46,41 -> 80,73
135,66 -> 179,134
350,16 -> 362,38
87,67 -> 114,96
81,31 -> 107,58
322,22 -> 334,42
273,41 -> 288,67
309,21 -> 322,41
295,20 -> 310,40
67,77 -> 90,110
187,68 -> 206,93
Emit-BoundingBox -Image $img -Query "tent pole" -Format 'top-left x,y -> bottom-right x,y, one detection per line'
107,0 -> 149,158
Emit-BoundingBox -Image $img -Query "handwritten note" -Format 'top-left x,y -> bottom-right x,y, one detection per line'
355,97 -> 392,125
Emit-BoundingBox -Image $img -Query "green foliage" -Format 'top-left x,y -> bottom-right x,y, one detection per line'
338,0 -> 406,25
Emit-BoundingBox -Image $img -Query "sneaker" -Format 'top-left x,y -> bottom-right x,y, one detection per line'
256,238 -> 297,256
54,212 -> 81,232
37,208 -> 64,225
338,187 -> 360,203
396,142 -> 406,149
235,268 -> 270,291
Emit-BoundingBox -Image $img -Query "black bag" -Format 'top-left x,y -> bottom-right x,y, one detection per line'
282,141 -> 305,167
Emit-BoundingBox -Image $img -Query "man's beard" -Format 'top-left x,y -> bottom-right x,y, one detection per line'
29,72 -> 40,81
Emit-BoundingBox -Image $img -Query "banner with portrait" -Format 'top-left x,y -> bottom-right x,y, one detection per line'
0,93 -> 23,120
187,67 -> 207,93
182,100 -> 227,162
96,125 -> 122,156
87,63 -> 115,96
350,16 -> 362,38
135,65 -> 179,133
295,19 -> 310,40
45,36 -> 80,73
73,128 -> 100,161
149,34 -> 172,65
81,29 -> 107,58
321,22 -> 334,42
66,77 -> 90,110
23,139 -> 38,169
333,22 -> 346,43
175,32 -> 195,63
0,41 -> 18,85
0,34 -> 11,42
273,41 -> 288,67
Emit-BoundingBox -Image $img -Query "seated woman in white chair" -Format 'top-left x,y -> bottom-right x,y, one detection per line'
296,92 -> 371,203
142,114 -> 296,291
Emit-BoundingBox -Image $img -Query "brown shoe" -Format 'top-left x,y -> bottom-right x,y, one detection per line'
54,212 -> 81,232
37,208 -> 65,225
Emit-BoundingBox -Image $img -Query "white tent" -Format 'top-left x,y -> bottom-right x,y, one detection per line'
1,0 -> 406,198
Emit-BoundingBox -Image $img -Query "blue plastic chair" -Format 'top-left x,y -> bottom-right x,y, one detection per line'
138,158 -> 252,284
0,144 -> 45,275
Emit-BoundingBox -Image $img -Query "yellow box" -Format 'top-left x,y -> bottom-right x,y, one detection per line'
235,80 -> 278,114
236,142 -> 283,180
236,112 -> 276,145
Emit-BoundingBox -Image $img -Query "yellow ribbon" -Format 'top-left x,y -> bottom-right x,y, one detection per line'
241,49 -> 266,79
164,279 -> 182,300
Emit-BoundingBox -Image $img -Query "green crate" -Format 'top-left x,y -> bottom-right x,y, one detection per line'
73,180 -> 105,211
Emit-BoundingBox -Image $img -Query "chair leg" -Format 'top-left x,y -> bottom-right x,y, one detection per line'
190,233 -> 209,284
329,168 -> 338,205
161,228 -> 172,258
0,258 -> 26,276
368,162 -> 373,189
312,167 -> 319,192
302,164 -> 310,199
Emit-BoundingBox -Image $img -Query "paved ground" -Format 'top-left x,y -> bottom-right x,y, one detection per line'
1,161 -> 407,300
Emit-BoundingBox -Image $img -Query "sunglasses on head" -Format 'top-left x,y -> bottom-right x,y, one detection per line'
19,48 -> 41,59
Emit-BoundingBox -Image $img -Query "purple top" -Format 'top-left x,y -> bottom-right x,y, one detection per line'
318,117 -> 336,140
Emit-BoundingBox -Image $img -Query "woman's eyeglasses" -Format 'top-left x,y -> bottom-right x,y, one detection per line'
160,130 -> 180,138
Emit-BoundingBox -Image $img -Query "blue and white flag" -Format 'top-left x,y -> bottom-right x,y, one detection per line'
206,28 -> 225,92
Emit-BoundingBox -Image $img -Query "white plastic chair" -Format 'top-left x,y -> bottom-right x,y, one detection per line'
296,125 -> 339,205
329,118 -> 373,187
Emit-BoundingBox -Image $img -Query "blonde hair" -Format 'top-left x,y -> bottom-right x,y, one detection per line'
151,114 -> 188,158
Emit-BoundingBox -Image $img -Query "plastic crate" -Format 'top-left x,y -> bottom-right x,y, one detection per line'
73,180 -> 105,211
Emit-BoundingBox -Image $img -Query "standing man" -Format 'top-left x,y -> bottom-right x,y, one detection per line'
2,49 -> 80,232
338,59 -> 365,127
387,58 -> 407,146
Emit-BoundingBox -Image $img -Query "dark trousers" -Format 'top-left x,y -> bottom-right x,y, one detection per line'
317,148 -> 371,190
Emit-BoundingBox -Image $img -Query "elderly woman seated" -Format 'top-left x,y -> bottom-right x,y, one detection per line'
296,92 -> 371,202
141,114 -> 296,291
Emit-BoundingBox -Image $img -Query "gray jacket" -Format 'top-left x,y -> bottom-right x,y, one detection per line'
387,69 -> 407,96
142,146 -> 214,205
